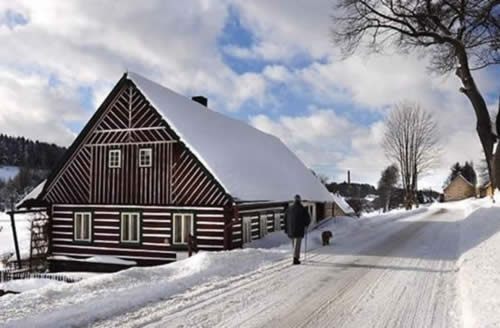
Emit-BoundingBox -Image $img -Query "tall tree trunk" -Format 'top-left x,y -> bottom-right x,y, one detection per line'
384,188 -> 391,213
455,46 -> 497,193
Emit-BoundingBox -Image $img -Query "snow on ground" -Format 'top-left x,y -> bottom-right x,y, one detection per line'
0,279 -> 64,293
0,166 -> 19,182
2,199 -> 500,327
454,195 -> 500,328
48,255 -> 137,266
0,207 -> 430,328
0,212 -> 32,269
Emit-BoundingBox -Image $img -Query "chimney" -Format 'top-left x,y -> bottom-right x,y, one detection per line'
347,170 -> 351,184
192,96 -> 207,107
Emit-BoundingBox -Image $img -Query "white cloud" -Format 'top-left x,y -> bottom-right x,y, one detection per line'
0,70 -> 84,145
0,0 -> 498,192
0,1 -> 270,126
262,65 -> 292,82
250,107 -> 360,179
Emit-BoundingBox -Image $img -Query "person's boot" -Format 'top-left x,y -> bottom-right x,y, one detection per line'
293,257 -> 301,265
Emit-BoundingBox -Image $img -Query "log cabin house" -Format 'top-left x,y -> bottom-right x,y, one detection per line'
16,72 -> 334,272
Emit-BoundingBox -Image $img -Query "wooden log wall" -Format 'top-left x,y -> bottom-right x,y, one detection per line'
50,204 -> 228,266
232,202 -> 287,248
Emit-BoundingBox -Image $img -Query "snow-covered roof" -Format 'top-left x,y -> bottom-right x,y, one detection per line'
444,174 -> 474,191
331,193 -> 355,214
16,180 -> 46,209
128,72 -> 333,203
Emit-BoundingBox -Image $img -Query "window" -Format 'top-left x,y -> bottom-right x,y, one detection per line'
74,212 -> 92,242
260,214 -> 268,237
304,202 -> 316,223
274,213 -> 281,231
242,216 -> 252,244
121,213 -> 140,243
109,149 -> 121,168
173,213 -> 194,245
139,148 -> 152,167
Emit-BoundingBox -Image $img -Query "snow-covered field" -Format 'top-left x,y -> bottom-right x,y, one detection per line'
0,212 -> 32,269
0,166 -> 19,182
1,199 -> 500,327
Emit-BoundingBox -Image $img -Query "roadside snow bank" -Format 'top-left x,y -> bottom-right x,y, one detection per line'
457,195 -> 500,328
0,279 -> 63,293
0,248 -> 288,327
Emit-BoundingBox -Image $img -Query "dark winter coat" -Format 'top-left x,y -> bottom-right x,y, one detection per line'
284,201 -> 311,238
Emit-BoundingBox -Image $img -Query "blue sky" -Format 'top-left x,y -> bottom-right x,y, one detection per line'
0,1 -> 498,190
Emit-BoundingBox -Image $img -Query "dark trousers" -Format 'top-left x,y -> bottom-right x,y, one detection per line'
292,238 -> 302,259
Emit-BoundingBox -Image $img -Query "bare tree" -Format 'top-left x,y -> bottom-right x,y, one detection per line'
383,102 -> 440,209
331,0 -> 500,190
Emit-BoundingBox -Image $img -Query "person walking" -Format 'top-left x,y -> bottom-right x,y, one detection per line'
284,194 -> 311,265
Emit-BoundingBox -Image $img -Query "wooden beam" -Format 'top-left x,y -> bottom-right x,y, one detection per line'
9,211 -> 22,270
84,140 -> 177,147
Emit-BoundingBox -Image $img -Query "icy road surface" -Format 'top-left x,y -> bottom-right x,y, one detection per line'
95,207 -> 461,328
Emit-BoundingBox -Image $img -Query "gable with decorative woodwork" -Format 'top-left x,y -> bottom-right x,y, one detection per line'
42,77 -> 230,207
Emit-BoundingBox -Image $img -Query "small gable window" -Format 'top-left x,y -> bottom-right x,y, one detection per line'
109,149 -> 121,168
74,212 -> 92,242
139,148 -> 152,167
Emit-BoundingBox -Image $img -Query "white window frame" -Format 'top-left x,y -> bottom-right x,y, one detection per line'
120,212 -> 141,243
274,213 -> 281,231
74,212 -> 92,242
109,149 -> 121,168
172,213 -> 194,245
242,216 -> 252,244
259,214 -> 268,237
139,148 -> 152,168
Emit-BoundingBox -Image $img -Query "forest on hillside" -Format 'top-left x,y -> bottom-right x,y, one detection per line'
0,134 -> 66,209
0,134 -> 66,169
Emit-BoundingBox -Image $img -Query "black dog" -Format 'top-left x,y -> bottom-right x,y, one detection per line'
321,231 -> 333,246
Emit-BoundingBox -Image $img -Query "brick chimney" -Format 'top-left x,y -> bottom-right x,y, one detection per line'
192,96 -> 207,107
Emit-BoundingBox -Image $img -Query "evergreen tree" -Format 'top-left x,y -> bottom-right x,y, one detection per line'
444,161 -> 477,187
461,161 -> 477,186
377,164 -> 399,212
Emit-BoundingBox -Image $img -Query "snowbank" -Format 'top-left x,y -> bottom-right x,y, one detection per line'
0,248 -> 289,327
48,255 -> 136,266
0,279 -> 63,293
455,195 -> 500,328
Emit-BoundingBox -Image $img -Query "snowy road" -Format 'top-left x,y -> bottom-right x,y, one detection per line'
95,207 -> 462,328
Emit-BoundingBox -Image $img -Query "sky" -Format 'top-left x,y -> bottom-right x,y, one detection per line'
0,1 -> 498,191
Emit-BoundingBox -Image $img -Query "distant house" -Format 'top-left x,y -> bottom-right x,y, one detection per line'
443,174 -> 476,201
327,193 -> 355,216
16,72 -> 334,272
479,182 -> 494,198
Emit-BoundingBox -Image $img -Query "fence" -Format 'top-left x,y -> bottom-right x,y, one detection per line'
0,269 -> 81,284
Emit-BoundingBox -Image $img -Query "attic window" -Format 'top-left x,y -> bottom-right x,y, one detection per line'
109,149 -> 121,168
139,148 -> 152,167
